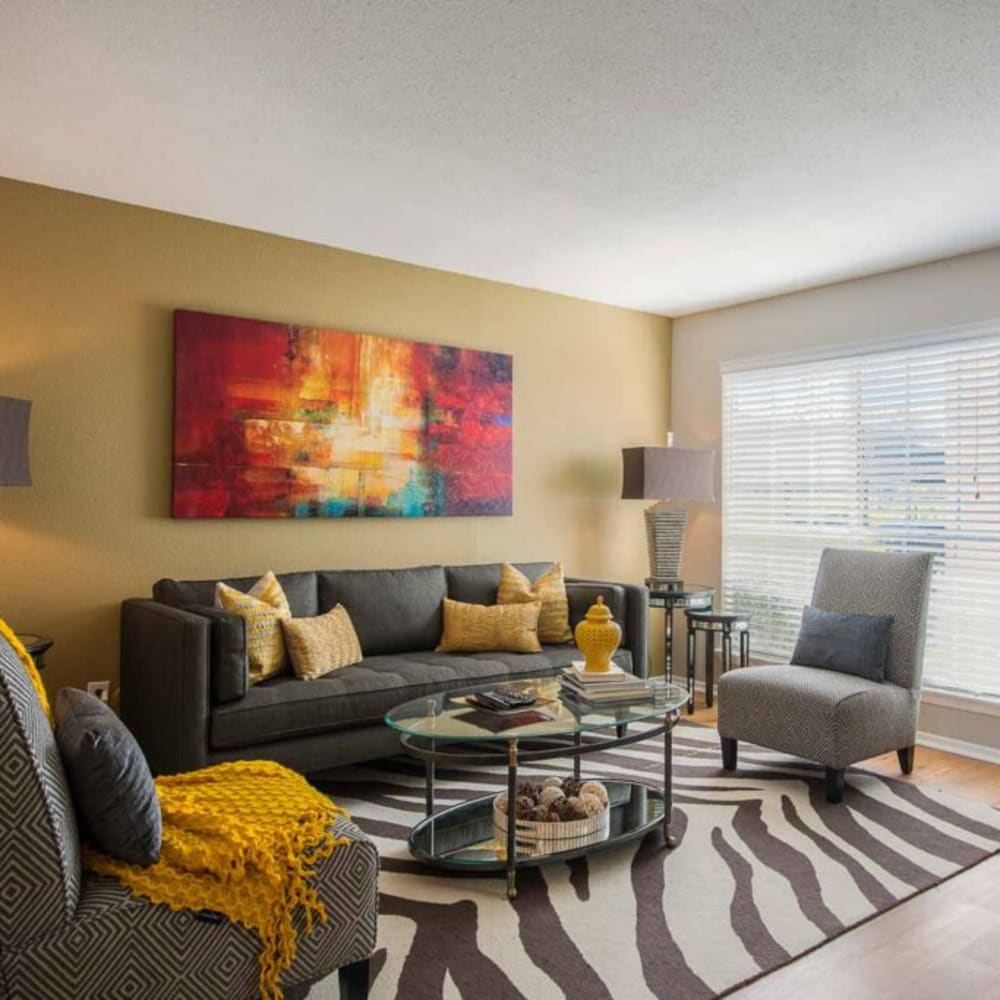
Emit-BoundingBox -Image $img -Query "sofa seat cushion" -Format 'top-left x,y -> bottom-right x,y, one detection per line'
211,645 -> 633,750
717,663 -> 919,770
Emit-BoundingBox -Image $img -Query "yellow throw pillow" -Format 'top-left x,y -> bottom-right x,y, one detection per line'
436,598 -> 543,654
281,605 -> 363,680
215,570 -> 291,615
497,563 -> 573,644
216,579 -> 291,683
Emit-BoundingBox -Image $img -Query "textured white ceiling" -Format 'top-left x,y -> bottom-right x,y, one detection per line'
3,1 -> 999,315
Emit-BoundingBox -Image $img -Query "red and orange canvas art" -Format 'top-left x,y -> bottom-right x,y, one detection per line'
172,310 -> 513,518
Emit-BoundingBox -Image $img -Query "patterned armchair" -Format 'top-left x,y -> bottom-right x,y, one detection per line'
717,548 -> 934,803
0,634 -> 378,999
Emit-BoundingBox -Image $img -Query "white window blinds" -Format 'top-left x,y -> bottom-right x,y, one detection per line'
722,329 -> 1000,699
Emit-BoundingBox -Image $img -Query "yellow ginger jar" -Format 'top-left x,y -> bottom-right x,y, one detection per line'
574,595 -> 622,673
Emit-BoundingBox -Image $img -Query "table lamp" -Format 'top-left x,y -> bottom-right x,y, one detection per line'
621,434 -> 715,586
0,396 -> 31,488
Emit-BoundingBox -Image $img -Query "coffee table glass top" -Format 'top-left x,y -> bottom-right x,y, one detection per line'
384,676 -> 688,743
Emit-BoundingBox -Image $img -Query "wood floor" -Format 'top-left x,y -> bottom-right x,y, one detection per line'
685,698 -> 1000,1000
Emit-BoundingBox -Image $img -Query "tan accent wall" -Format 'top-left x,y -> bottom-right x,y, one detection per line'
0,177 -> 671,692
671,246 -> 1000,751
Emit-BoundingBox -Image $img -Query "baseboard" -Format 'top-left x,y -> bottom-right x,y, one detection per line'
916,730 -> 1000,765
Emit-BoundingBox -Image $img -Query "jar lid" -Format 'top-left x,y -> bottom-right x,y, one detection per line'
586,595 -> 612,622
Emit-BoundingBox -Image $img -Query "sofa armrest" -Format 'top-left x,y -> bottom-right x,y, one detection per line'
120,599 -> 211,776
182,605 -> 248,705
565,578 -> 649,678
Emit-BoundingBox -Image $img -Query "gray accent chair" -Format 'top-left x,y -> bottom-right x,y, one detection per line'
717,548 -> 934,803
0,633 -> 378,999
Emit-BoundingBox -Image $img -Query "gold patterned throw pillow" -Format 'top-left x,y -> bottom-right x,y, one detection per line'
497,563 -> 573,644
216,576 -> 291,683
281,605 -> 363,680
436,598 -> 543,654
215,570 -> 291,614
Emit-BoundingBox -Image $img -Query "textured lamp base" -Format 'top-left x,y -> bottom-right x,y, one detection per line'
644,502 -> 687,583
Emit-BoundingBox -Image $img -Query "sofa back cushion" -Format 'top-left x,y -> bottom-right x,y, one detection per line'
154,571 -> 319,618
318,566 -> 447,656
445,562 -> 554,606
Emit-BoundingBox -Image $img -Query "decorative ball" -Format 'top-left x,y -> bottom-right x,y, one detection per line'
495,792 -> 508,815
538,786 -> 565,808
579,781 -> 608,806
541,776 -> 563,789
532,806 -> 551,822
553,797 -> 579,821
515,796 -> 536,820
562,778 -> 584,798
576,793 -> 604,818
517,780 -> 540,800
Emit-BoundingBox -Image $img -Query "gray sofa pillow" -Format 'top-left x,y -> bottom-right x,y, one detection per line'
791,605 -> 894,682
445,562 -> 554,605
55,688 -> 162,865
153,571 -> 319,617
318,565 -> 447,655
182,604 -> 247,704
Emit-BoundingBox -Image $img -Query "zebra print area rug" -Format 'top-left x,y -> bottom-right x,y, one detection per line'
311,723 -> 1000,999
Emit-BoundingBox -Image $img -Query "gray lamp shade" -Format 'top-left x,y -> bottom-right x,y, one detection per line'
621,446 -> 715,502
0,396 -> 32,486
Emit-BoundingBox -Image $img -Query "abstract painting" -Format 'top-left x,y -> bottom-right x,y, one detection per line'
172,310 -> 513,518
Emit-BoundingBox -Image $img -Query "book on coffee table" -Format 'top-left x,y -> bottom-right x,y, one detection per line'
453,708 -> 555,732
560,662 -> 652,704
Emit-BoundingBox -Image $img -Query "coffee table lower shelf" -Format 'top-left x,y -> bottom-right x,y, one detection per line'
408,779 -> 665,875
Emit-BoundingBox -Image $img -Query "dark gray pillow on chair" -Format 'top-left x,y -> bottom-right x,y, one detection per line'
55,688 -> 162,865
791,605 -> 894,682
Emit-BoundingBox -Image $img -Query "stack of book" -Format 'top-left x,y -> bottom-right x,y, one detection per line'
559,662 -> 650,705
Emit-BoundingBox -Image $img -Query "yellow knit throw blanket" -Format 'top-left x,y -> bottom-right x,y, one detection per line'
0,617 -> 51,721
84,761 -> 351,1000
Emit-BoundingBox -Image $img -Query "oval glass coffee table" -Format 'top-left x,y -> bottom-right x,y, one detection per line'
384,677 -> 689,898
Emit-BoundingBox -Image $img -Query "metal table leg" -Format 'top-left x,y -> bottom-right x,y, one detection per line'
663,714 -> 677,848
740,629 -> 749,667
705,630 -> 716,709
425,756 -> 435,816
685,622 -> 695,714
506,739 -> 519,899
664,604 -> 673,683
573,731 -> 581,780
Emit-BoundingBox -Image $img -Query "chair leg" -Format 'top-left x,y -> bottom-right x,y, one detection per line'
338,957 -> 371,1000
825,767 -> 845,804
897,745 -> 915,775
721,737 -> 738,771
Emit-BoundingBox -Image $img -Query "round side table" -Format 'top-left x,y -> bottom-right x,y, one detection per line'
684,611 -> 750,710
18,634 -> 54,670
647,581 -> 715,714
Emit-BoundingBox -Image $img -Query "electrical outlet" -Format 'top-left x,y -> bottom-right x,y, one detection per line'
87,680 -> 111,703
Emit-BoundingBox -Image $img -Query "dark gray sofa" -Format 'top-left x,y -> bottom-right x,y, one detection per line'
120,562 -> 649,776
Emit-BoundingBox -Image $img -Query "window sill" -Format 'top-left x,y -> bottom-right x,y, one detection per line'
921,688 -> 1000,718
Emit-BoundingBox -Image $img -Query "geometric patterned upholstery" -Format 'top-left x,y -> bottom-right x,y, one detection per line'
717,663 -> 920,769
810,548 -> 933,689
0,637 -> 81,946
0,633 -> 379,998
718,548 -> 934,770
1,816 -> 378,1000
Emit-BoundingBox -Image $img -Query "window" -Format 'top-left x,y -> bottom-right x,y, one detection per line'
722,326 -> 1000,699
